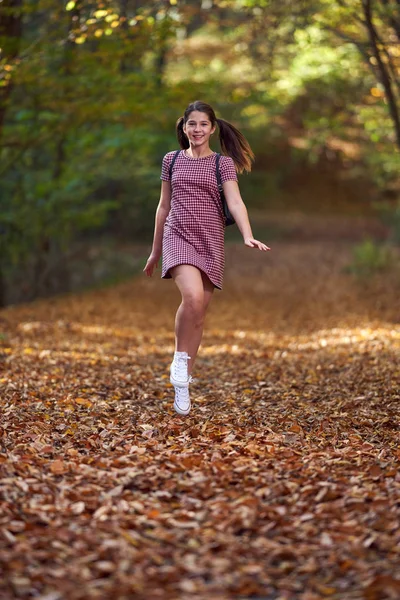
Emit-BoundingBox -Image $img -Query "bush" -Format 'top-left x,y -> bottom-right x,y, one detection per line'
346,239 -> 393,277
375,200 -> 400,245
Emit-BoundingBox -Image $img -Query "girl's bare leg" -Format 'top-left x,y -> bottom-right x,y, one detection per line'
171,265 -> 214,375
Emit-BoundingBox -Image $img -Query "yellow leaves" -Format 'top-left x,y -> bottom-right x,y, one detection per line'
314,584 -> 337,596
74,397 -> 93,408
66,1 -> 75,10
370,86 -> 384,98
105,14 -> 119,23
94,10 -> 108,18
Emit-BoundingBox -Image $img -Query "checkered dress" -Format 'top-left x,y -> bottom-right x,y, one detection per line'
160,150 -> 238,290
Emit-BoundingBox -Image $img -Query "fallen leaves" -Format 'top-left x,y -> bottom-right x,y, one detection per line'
0,238 -> 400,599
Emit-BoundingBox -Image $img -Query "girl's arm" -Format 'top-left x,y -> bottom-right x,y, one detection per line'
143,181 -> 171,276
223,180 -> 270,251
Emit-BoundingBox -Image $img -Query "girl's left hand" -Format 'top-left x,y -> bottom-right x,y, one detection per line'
244,238 -> 271,251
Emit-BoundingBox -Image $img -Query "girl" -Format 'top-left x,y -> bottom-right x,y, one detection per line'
143,100 -> 270,416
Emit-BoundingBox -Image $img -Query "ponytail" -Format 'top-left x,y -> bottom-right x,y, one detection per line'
216,118 -> 254,174
176,116 -> 189,149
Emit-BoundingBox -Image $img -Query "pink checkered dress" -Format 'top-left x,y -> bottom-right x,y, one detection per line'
160,150 -> 238,290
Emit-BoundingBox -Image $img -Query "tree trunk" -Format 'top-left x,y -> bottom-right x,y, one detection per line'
120,0 -> 130,72
32,2 -> 80,299
363,0 -> 400,151
0,0 -> 23,307
0,264 -> 6,308
185,0 -> 204,37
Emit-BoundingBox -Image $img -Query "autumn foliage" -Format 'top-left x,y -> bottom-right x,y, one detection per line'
1,224 -> 400,599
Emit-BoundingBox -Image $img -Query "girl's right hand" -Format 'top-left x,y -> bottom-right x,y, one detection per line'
143,253 -> 160,277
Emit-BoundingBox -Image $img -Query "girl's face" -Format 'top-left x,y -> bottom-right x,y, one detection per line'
183,111 -> 216,148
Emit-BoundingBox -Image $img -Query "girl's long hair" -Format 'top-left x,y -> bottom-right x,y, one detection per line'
176,100 -> 254,174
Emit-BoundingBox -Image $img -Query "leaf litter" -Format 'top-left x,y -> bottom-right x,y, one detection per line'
0,237 -> 400,599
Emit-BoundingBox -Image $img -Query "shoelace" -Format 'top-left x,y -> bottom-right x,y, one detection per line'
174,355 -> 191,380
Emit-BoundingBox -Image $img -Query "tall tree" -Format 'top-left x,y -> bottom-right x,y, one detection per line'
0,0 -> 23,307
362,0 -> 400,149
318,0 -> 400,152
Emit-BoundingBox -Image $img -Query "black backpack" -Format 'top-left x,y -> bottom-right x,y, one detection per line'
168,150 -> 235,226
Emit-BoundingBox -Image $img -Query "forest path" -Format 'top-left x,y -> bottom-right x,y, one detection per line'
1,230 -> 400,599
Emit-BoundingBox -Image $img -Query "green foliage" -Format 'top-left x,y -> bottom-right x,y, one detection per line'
346,239 -> 393,277
1,0 -> 400,304
375,201 -> 400,245
0,2 -> 179,279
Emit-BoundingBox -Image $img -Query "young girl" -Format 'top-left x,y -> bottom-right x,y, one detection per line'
143,100 -> 270,416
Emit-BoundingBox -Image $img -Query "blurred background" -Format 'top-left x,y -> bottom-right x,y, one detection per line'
0,0 -> 399,307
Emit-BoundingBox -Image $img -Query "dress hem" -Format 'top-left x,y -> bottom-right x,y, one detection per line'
162,261 -> 222,291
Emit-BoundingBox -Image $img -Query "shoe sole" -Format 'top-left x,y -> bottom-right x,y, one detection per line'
174,401 -> 191,416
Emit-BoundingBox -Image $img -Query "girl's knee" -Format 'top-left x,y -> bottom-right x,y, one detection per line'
182,294 -> 205,325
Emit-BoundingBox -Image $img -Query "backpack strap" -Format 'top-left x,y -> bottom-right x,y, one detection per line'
168,150 -> 181,181
215,153 -> 223,192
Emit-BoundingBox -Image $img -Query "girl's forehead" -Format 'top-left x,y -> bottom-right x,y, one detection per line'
187,111 -> 211,122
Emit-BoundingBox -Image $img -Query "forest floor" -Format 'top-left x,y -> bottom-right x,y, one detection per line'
1,214 -> 400,600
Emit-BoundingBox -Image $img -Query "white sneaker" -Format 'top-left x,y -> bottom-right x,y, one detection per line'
170,351 -> 191,387
174,384 -> 191,416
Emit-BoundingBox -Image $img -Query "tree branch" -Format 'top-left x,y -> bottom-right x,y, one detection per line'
323,24 -> 377,80
362,0 -> 400,149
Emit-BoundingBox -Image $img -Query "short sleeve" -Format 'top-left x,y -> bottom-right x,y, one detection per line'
160,152 -> 174,181
220,156 -> 238,184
